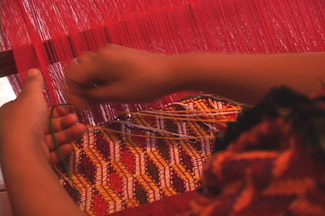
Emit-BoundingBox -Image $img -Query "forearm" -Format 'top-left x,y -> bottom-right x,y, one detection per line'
173,52 -> 325,104
1,133 -> 83,216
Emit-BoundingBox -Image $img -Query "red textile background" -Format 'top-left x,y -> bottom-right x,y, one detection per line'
1,0 -> 325,123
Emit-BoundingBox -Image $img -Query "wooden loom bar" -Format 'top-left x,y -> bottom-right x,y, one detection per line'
0,38 -> 75,78
0,50 -> 17,77
0,34 -> 85,78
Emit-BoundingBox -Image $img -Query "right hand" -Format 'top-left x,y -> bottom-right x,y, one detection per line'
66,44 -> 180,108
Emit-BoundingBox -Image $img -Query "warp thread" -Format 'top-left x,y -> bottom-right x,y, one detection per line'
1,0 -> 325,124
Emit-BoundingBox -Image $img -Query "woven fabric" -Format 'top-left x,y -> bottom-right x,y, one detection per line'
191,88 -> 325,216
55,95 -> 241,215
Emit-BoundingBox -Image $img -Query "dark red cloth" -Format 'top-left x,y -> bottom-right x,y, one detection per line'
190,87 -> 325,215
111,191 -> 198,216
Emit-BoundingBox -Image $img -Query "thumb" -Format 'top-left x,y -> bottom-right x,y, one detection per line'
20,68 -> 44,97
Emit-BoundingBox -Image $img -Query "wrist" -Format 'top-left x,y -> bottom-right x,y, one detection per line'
167,53 -> 198,91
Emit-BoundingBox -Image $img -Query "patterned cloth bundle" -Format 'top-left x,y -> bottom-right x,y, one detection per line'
192,87 -> 325,216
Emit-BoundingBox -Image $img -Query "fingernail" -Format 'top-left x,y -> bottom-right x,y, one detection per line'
27,68 -> 40,76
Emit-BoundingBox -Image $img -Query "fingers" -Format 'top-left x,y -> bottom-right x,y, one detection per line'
49,144 -> 73,164
68,93 -> 95,109
77,84 -> 126,103
47,113 -> 85,165
66,53 -> 102,109
20,68 -> 44,98
76,51 -> 96,64
66,46 -> 126,108
67,86 -> 120,109
69,81 -> 155,105
67,85 -> 146,109
46,123 -> 86,150
66,52 -> 99,88
46,113 -> 78,134
48,106 -> 73,118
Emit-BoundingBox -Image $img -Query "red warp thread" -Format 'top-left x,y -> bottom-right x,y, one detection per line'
1,0 -> 325,123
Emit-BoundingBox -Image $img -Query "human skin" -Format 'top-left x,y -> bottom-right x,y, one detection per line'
67,44 -> 325,107
0,69 -> 86,216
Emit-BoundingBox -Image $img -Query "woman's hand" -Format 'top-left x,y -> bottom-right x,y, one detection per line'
0,68 -> 86,164
67,44 -> 181,108
0,69 -> 86,216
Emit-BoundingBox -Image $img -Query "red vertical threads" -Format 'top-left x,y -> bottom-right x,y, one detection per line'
1,0 -> 325,124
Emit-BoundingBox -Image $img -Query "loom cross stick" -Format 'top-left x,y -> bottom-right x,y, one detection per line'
0,31 -> 96,77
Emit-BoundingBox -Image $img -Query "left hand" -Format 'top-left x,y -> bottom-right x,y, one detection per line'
0,68 -> 86,164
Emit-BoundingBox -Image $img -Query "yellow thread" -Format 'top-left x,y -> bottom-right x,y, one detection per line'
98,185 -> 121,202
112,161 -> 133,178
162,186 -> 177,196
118,107 -> 242,115
116,112 -> 237,123
90,126 -> 215,140
172,163 -> 193,180
136,174 -> 160,191
179,141 -> 201,158
147,151 -> 169,168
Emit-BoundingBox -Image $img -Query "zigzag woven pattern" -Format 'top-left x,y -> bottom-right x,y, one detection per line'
55,95 -> 242,215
